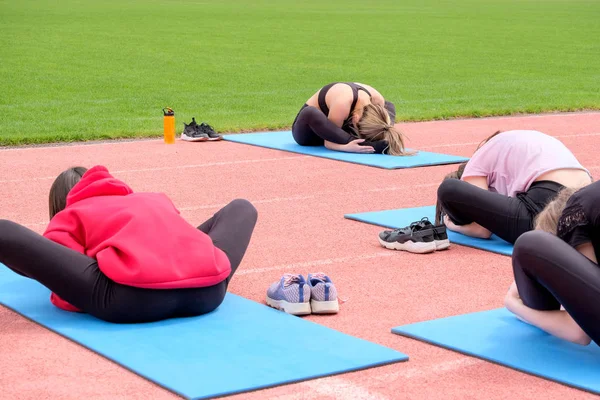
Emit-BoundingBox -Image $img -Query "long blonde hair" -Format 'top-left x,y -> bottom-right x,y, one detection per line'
534,187 -> 579,234
354,103 -> 414,156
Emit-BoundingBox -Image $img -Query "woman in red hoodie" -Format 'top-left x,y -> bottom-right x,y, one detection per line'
0,165 -> 257,323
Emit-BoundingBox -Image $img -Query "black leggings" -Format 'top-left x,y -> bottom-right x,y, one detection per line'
513,230 -> 600,344
437,179 -> 564,244
291,101 -> 396,150
0,199 -> 258,323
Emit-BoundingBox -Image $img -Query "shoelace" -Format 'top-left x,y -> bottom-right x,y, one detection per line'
281,273 -> 349,305
282,273 -> 301,287
392,217 -> 432,235
200,123 -> 215,132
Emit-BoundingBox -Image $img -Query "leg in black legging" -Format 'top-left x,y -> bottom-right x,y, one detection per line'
0,219 -> 226,323
197,199 -> 258,284
291,106 -> 354,146
437,179 -> 532,244
384,101 -> 396,123
513,230 -> 600,343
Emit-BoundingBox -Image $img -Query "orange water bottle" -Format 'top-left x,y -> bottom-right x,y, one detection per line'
163,107 -> 176,144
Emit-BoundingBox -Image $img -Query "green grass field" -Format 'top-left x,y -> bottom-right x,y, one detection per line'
0,0 -> 598,145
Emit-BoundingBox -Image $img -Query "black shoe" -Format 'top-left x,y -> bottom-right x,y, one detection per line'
198,122 -> 222,141
181,118 -> 209,142
412,217 -> 450,251
378,224 -> 437,254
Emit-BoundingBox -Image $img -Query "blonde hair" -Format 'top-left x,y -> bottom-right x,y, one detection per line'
354,104 -> 414,156
534,187 -> 579,234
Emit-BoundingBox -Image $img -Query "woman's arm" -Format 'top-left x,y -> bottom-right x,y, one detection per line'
443,176 -> 492,239
505,282 -> 591,345
324,139 -> 375,153
43,210 -> 86,253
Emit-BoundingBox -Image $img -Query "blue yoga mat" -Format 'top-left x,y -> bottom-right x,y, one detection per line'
0,266 -> 407,399
223,131 -> 469,169
344,205 -> 513,256
392,308 -> 600,394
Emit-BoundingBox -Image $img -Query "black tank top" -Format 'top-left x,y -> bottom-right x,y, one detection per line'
317,82 -> 372,117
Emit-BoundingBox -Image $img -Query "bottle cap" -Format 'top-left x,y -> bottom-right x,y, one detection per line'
163,107 -> 175,116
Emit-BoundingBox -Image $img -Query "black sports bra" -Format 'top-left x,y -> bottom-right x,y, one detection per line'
317,82 -> 372,117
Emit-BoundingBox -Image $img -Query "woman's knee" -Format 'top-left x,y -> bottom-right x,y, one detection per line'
0,219 -> 25,246
513,230 -> 564,274
227,199 -> 258,222
294,106 -> 321,127
437,178 -> 463,204
0,219 -> 11,239
514,230 -> 554,256
0,219 -> 20,233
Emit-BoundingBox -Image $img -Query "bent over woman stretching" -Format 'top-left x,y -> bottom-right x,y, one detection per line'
0,165 -> 257,323
292,82 -> 412,155
506,180 -> 600,345
436,130 -> 591,244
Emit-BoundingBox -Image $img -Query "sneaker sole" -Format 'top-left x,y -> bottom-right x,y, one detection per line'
435,239 -> 451,251
206,137 -> 222,141
311,299 -> 339,314
266,296 -> 311,315
378,237 -> 437,254
181,134 -> 208,142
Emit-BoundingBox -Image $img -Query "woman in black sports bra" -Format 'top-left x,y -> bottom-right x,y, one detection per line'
292,82 -> 412,156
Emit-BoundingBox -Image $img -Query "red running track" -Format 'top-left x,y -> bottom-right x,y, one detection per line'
1,112 -> 599,400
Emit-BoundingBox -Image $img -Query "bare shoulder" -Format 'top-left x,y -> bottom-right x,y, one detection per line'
354,82 -> 385,104
326,83 -> 353,101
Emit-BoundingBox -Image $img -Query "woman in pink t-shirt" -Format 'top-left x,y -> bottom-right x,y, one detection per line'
435,130 -> 592,244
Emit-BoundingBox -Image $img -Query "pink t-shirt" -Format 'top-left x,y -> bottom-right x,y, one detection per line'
461,130 -> 589,197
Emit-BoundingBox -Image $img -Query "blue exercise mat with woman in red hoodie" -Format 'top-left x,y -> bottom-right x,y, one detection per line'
0,165 -> 258,323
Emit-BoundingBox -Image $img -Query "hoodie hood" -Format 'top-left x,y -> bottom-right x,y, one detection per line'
66,165 -> 133,206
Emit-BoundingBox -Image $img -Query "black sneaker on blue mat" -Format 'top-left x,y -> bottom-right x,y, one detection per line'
378,223 -> 436,254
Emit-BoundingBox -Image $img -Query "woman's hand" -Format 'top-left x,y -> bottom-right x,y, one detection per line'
443,215 -> 457,230
504,281 -> 528,323
504,281 -> 522,308
342,139 -> 375,153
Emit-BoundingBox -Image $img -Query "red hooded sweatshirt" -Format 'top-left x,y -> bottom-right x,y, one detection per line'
43,165 -> 231,312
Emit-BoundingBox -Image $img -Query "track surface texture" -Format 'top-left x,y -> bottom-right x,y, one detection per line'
1,112 -> 599,399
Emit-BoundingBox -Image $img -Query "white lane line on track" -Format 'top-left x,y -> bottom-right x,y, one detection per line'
269,358 -> 482,400
0,156 -> 308,184
237,251 -> 395,276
